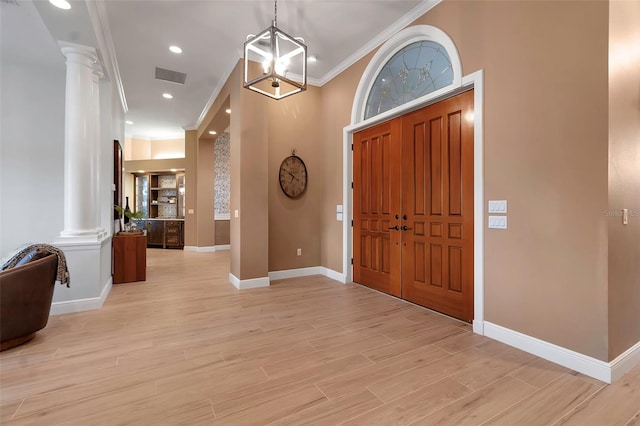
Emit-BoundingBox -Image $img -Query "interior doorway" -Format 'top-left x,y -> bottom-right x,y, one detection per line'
353,89 -> 474,322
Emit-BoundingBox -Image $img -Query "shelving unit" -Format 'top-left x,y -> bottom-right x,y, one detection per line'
133,171 -> 185,249
134,172 -> 185,220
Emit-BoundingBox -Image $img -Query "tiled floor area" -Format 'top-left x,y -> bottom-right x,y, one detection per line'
1,249 -> 638,425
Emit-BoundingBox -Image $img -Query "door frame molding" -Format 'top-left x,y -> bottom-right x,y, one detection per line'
343,70 -> 485,335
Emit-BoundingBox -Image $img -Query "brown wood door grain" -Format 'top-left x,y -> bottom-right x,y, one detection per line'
352,90 -> 474,322
400,90 -> 474,322
353,119 -> 402,297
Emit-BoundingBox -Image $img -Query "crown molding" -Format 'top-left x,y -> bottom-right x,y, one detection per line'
195,52 -> 242,130
317,0 -> 442,86
85,0 -> 128,113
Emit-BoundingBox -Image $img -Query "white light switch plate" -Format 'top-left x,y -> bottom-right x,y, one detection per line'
234,210 -> 239,218
488,200 -> 507,213
489,216 -> 507,229
336,204 -> 343,213
336,212 -> 343,221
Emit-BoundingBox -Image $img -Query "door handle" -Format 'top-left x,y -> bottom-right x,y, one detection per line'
388,225 -> 399,231
402,225 -> 411,231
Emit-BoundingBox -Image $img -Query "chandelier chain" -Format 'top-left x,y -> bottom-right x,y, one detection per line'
274,0 -> 277,27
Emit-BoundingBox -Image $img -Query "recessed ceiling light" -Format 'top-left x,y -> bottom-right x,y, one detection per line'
170,168 -> 177,172
169,45 -> 182,54
308,55 -> 317,63
162,93 -> 173,99
209,130 -> 217,135
225,108 -> 231,114
125,120 -> 133,125
138,170 -> 145,173
49,0 -> 71,10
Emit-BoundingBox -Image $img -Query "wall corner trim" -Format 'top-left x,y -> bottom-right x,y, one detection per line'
50,277 -> 112,316
484,321 -> 640,384
610,340 -> 640,382
268,266 -> 346,283
229,273 -> 270,290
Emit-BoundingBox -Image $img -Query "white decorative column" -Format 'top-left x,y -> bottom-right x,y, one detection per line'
92,64 -> 103,233
56,42 -> 105,242
51,42 -> 112,316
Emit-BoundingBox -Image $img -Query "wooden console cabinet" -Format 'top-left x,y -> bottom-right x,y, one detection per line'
113,234 -> 147,284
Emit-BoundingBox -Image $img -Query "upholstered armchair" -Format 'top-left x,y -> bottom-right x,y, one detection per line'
0,252 -> 59,351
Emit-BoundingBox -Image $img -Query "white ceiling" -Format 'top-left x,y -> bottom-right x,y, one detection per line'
6,0 -> 432,139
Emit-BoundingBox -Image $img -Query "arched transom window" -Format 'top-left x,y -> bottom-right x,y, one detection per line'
364,40 -> 453,120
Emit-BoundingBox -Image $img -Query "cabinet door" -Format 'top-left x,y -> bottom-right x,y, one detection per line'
147,221 -> 164,246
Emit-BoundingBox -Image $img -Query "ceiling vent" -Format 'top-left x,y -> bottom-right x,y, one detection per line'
155,67 -> 187,85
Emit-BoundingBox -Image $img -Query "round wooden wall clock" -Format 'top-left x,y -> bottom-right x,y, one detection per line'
278,154 -> 307,198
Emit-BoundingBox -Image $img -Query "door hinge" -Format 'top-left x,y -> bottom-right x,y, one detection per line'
351,143 -> 354,151
351,220 -> 354,227
351,258 -> 354,265
351,182 -> 354,189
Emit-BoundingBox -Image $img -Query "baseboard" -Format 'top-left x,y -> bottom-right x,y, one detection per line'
229,273 -> 270,290
184,246 -> 216,252
50,277 -> 112,316
322,267 -> 347,283
484,321 -> 616,383
610,340 -> 640,382
214,245 -> 230,251
268,266 -> 346,283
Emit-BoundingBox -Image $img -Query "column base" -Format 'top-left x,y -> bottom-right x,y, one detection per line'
50,234 -> 112,315
56,228 -> 106,244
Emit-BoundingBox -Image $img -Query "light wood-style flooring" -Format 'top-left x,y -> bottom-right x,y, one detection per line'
1,250 -> 638,425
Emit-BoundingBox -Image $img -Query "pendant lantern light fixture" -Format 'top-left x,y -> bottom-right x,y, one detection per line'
243,0 -> 307,100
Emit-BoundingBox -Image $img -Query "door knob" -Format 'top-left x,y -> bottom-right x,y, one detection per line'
395,214 -> 399,219
402,225 -> 410,231
402,215 -> 408,220
388,225 -> 399,230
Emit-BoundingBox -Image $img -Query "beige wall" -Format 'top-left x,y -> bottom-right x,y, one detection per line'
419,0 -> 609,360
237,73 -> 270,280
318,0 -> 610,360
196,137 -> 215,247
125,137 -> 185,161
268,86 -> 323,271
320,52 -> 373,273
197,0 -> 639,362
184,130 -> 198,247
123,158 -> 186,173
607,0 -> 640,360
215,220 -> 230,245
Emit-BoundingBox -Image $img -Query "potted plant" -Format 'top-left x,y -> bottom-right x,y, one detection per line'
114,204 -> 145,235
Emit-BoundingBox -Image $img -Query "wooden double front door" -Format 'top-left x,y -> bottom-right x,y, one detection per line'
353,90 -> 474,322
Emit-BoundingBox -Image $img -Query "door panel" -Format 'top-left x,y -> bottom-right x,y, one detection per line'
352,90 -> 474,322
353,119 -> 401,297
401,90 -> 474,322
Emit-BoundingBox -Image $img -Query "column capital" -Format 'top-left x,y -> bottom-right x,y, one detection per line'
93,63 -> 104,81
58,41 -> 98,65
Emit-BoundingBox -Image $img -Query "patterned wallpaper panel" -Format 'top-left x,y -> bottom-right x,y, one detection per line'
158,204 -> 177,218
214,132 -> 230,216
159,175 -> 177,189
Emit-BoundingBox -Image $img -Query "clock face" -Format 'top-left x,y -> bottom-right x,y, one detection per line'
279,155 -> 307,198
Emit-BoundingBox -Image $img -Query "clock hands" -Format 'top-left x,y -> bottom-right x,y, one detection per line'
286,170 -> 298,182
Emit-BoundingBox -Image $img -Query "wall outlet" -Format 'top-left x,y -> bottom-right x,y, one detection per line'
234,210 -> 239,218
297,248 -> 302,256
188,209 -> 195,214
